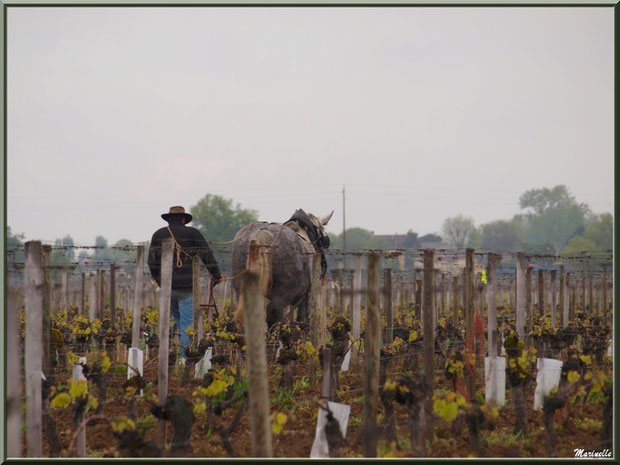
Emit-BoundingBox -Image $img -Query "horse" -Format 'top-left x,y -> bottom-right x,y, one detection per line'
231,209 -> 333,329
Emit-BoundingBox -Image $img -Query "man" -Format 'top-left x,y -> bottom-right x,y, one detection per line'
148,206 -> 222,357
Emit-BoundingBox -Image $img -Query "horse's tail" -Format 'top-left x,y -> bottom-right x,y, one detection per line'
233,229 -> 273,326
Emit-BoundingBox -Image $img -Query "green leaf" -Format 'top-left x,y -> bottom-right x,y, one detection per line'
51,392 -> 72,408
567,370 -> 580,384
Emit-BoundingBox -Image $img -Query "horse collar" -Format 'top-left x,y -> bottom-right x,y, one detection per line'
288,210 -> 321,245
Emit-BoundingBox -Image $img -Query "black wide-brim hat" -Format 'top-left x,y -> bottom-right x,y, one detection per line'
161,205 -> 193,224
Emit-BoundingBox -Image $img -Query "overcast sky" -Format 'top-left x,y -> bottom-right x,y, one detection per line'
7,6 -> 614,247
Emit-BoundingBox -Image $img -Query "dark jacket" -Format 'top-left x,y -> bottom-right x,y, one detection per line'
147,218 -> 222,292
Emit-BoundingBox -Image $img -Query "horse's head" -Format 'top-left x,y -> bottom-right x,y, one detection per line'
307,211 -> 334,249
288,209 -> 333,250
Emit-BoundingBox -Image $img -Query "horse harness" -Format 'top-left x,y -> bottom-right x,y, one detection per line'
286,209 -> 330,278
166,226 -> 219,315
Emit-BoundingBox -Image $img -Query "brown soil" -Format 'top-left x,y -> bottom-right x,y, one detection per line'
33,347 -> 612,459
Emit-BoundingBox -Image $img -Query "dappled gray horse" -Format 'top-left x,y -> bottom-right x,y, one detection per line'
231,209 -> 333,328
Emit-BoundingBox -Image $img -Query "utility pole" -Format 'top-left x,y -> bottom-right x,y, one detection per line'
342,185 -> 346,269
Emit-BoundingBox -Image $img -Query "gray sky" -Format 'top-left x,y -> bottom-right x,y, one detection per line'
7,6 -> 614,247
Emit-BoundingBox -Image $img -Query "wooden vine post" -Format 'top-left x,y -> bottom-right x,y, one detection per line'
384,268 -> 393,345
88,272 -> 97,322
243,238 -> 273,457
434,269 -> 440,334
395,273 -> 403,316
550,269 -> 557,327
98,269 -> 106,319
109,264 -> 117,359
351,255 -> 362,365
525,265 -> 533,346
588,276 -> 594,314
463,249 -> 475,399
24,241 -> 44,457
486,253 -> 498,357
60,269 -> 68,311
7,290 -> 23,457
462,267 -> 468,327
514,253 -> 528,435
41,245 -> 52,376
414,274 -> 422,323
221,278 -> 229,313
362,252 -> 380,458
566,272 -> 577,320
581,276 -> 586,310
132,245 -> 145,348
596,276 -> 602,315
339,262 -> 346,315
515,253 -> 527,341
452,275 -> 459,328
109,265 -> 116,314
559,264 -> 566,327
423,249 -> 435,440
158,238 -> 174,447
441,272 -> 447,317
538,269 -> 545,317
95,270 -> 102,319
81,273 -> 87,316
309,254 -> 322,383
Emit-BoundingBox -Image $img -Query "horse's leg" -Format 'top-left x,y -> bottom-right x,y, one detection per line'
266,299 -> 285,329
264,299 -> 287,362
296,297 -> 310,327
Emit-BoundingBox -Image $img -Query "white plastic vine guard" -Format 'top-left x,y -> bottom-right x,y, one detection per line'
340,341 -> 351,372
72,357 -> 88,382
484,356 -> 506,407
127,348 -> 144,396
275,341 -> 283,361
194,347 -> 213,379
533,358 -> 563,411
310,401 -> 350,458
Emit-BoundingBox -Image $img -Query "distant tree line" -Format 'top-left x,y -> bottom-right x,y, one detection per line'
6,229 -> 139,279
440,185 -> 612,256
7,185 -> 611,279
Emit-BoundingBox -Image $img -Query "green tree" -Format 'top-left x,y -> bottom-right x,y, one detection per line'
329,227 -> 389,251
584,213 -> 613,251
327,227 -> 389,269
442,215 -> 476,248
51,240 -> 72,280
480,220 -> 523,251
419,233 -> 442,244
7,226 -> 25,273
7,226 -> 24,248
466,226 -> 481,249
518,185 -> 590,254
190,194 -> 259,242
108,239 -> 137,274
562,236 -> 599,256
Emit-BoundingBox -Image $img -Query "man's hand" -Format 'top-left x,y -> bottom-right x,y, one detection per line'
212,276 -> 223,287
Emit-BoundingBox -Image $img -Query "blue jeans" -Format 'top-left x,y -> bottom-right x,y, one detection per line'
170,290 -> 193,358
